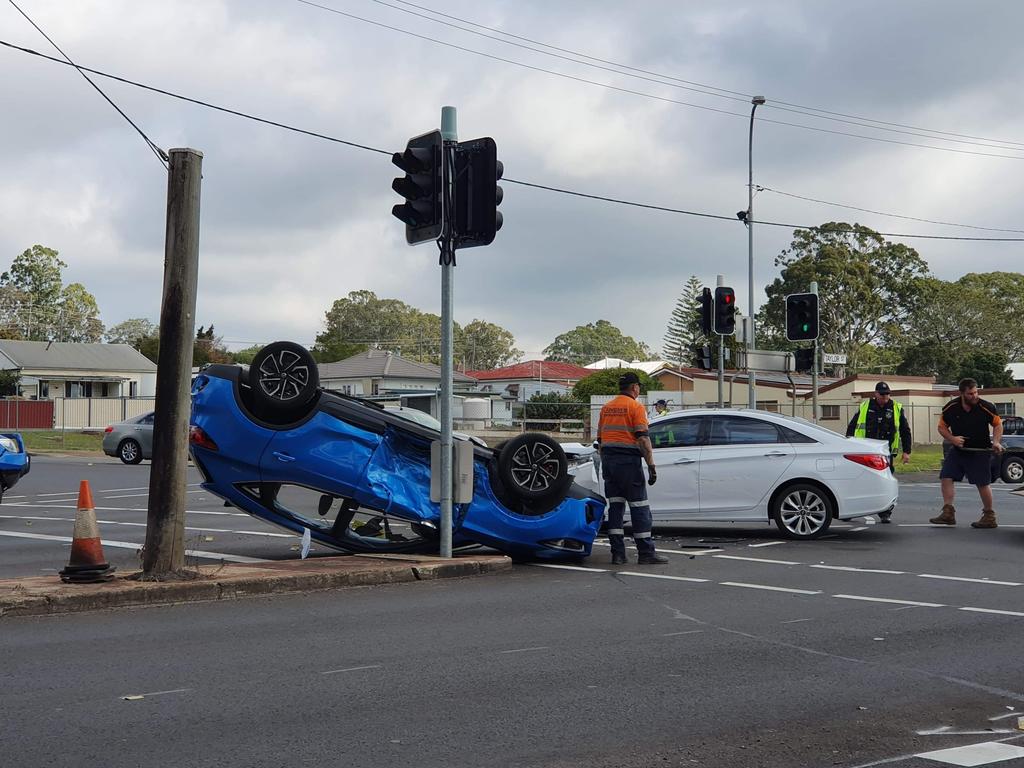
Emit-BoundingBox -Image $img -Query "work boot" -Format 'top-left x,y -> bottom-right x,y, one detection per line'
611,552 -> 628,565
971,509 -> 998,529
637,553 -> 669,565
929,504 -> 956,525
878,511 -> 892,524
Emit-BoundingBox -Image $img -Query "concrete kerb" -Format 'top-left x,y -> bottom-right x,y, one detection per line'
0,554 -> 513,618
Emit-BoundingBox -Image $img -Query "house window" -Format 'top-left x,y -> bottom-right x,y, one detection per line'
338,384 -> 353,395
995,402 -> 1016,417
756,400 -> 779,413
129,381 -> 138,398
40,382 -> 49,398
822,405 -> 840,420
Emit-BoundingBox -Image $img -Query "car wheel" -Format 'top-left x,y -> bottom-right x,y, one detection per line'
118,439 -> 143,465
249,341 -> 319,415
770,482 -> 833,540
1002,456 -> 1024,484
497,433 -> 571,502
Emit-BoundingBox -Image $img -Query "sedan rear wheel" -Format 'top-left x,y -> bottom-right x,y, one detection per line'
771,483 -> 833,539
118,438 -> 143,465
1002,456 -> 1024,484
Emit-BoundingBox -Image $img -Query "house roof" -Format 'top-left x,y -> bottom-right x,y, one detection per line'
319,349 -> 476,383
466,360 -> 594,381
0,340 -> 156,372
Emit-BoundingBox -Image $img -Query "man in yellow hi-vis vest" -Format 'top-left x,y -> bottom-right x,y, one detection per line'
846,382 -> 912,523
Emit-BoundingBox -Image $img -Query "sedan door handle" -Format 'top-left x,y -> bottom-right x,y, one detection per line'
763,451 -> 788,457
273,451 -> 296,463
673,457 -> 696,465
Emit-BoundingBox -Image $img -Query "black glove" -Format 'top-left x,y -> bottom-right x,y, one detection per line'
647,466 -> 657,485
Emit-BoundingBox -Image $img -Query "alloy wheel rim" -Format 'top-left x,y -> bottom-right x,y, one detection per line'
1008,462 -> 1024,482
258,350 -> 310,402
509,442 -> 561,492
122,442 -> 138,461
779,489 -> 827,537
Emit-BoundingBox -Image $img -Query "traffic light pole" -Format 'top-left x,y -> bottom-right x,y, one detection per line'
811,280 -> 819,422
438,106 -> 457,558
716,274 -> 724,407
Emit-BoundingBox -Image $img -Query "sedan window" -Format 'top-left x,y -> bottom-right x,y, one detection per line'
708,416 -> 783,445
649,417 -> 704,449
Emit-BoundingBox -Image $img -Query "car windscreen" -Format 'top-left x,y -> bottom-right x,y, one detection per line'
385,407 -> 441,431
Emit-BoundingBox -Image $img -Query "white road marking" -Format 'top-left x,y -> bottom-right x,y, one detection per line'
0,530 -> 268,563
850,526 -> 868,532
713,555 -> 802,566
531,563 -> 608,573
988,712 -> 1023,722
781,618 -> 812,624
0,515 -> 292,538
833,594 -> 944,608
864,517 -> 876,525
120,688 -> 191,700
322,665 -> 382,675
103,493 -> 149,499
920,574 -> 1022,587
960,607 -> 1024,618
811,565 -> 905,575
748,541 -> 784,548
916,742 -> 1024,765
499,647 -> 549,654
720,582 -> 820,595
619,572 -> 709,583
592,541 -> 720,556
662,630 -> 704,637
35,492 -> 80,497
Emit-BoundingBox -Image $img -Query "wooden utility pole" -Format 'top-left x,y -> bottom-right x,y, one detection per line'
143,148 -> 202,577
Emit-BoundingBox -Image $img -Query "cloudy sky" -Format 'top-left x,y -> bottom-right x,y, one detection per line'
2,0 -> 1022,360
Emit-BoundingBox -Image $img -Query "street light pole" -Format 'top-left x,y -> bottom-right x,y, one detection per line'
746,95 -> 766,410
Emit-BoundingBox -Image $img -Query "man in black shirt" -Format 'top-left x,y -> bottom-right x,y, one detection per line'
930,378 -> 1005,528
846,382 -> 912,523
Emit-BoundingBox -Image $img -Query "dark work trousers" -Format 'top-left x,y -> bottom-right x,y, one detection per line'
601,452 -> 656,558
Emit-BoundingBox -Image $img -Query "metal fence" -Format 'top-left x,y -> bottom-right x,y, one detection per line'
0,397 -> 156,431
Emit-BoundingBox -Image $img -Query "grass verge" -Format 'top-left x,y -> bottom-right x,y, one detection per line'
19,431 -> 104,452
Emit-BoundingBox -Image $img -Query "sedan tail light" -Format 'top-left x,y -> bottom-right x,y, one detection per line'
189,425 -> 218,451
844,453 -> 889,471
104,426 -> 113,433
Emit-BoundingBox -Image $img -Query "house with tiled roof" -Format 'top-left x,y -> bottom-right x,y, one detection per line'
465,360 -> 594,403
319,349 -> 476,397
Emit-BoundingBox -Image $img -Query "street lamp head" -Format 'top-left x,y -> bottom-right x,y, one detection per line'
752,95 -> 766,106
736,210 -> 749,223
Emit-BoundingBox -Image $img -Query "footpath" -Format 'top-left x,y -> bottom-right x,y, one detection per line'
0,552 -> 512,619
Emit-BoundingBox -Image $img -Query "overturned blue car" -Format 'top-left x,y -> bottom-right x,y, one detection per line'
0,432 -> 30,502
189,342 -> 604,560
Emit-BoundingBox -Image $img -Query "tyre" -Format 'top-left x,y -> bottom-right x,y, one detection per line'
496,433 -> 571,502
118,438 -> 143,465
1002,455 -> 1024,484
249,341 -> 319,416
770,482 -> 833,540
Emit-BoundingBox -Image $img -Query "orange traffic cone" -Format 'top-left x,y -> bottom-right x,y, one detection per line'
59,480 -> 115,583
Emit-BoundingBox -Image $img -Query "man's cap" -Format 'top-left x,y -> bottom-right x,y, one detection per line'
654,399 -> 667,407
618,372 -> 641,388
875,381 -> 891,394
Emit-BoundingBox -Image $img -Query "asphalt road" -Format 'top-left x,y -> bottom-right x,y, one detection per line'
3,457 -> 1024,767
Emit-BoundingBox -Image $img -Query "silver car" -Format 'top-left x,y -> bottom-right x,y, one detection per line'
102,412 -> 154,464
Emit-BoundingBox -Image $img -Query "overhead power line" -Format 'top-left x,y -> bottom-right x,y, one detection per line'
7,0 -> 168,169
287,2 -> 1024,161
356,0 -> 1024,153
3,38 -> 1023,242
758,186 -> 1024,234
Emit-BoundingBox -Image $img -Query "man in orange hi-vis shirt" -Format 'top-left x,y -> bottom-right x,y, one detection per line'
596,372 -> 668,565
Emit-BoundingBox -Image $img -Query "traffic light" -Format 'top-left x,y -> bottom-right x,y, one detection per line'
697,287 -> 712,335
692,344 -> 712,370
793,348 -> 815,373
713,286 -> 737,335
785,292 -> 819,341
391,130 -> 443,245
453,137 -> 503,248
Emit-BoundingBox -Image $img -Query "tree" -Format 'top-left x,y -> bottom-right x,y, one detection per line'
57,283 -> 104,342
0,369 -> 20,397
525,392 -> 586,429
314,290 -> 431,363
572,368 -> 663,400
105,318 -> 158,345
757,223 -> 930,371
194,325 -> 232,366
457,319 -> 522,370
662,275 -> 703,367
544,320 -> 653,366
956,350 -> 1014,388
230,345 -> 264,365
0,245 -> 67,341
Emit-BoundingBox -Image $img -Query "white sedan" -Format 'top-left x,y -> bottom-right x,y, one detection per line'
575,409 -> 899,540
